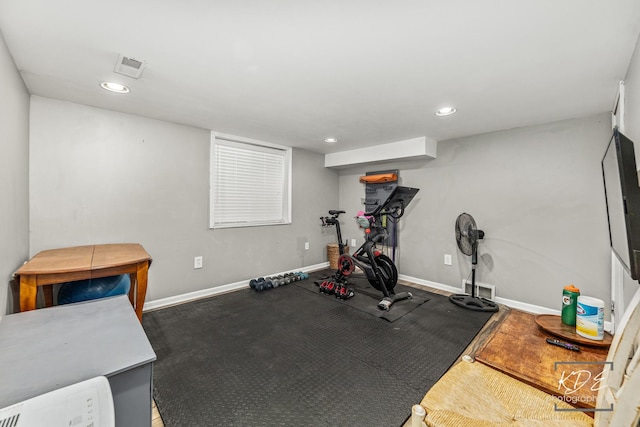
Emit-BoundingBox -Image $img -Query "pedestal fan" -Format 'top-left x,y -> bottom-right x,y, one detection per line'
449,213 -> 499,312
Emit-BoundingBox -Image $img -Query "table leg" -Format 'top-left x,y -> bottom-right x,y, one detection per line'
19,275 -> 38,312
134,262 -> 149,322
127,273 -> 136,307
43,285 -> 54,307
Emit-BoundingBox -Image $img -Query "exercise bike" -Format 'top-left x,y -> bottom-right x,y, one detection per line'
320,186 -> 420,310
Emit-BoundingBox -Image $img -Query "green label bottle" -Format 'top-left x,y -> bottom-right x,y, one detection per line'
561,284 -> 580,326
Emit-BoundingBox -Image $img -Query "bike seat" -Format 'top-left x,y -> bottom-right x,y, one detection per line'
329,210 -> 345,216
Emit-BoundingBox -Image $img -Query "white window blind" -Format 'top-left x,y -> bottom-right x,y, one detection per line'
210,134 -> 291,228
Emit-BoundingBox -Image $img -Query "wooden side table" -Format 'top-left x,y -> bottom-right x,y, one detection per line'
475,309 -> 609,411
15,243 -> 152,322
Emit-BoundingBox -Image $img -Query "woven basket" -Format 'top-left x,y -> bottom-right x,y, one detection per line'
327,244 -> 348,269
421,360 -> 593,426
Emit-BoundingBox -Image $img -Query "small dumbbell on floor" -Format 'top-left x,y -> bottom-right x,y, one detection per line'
250,271 -> 309,292
318,280 -> 337,295
249,277 -> 274,292
293,271 -> 309,280
270,276 -> 285,287
249,275 -> 288,291
334,283 -> 354,300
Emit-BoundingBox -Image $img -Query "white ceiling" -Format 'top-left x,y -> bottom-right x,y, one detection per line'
1,1 -> 640,154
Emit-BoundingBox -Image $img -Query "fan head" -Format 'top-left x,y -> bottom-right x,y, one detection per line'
455,213 -> 484,256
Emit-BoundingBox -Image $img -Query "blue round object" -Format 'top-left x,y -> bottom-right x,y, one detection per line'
57,274 -> 131,305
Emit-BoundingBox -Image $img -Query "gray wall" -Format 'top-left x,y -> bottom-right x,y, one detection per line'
29,96 -> 338,302
0,31 -> 30,317
337,114 -> 612,313
15,30 -> 640,315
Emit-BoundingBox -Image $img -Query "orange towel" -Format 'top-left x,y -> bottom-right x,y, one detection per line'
359,173 -> 398,184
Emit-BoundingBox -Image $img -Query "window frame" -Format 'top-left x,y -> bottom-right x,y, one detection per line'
209,132 -> 292,229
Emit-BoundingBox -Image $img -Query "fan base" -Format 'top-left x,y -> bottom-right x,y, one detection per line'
449,294 -> 499,312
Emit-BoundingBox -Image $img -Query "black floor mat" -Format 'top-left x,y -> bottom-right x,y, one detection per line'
298,269 -> 429,322
143,274 -> 494,427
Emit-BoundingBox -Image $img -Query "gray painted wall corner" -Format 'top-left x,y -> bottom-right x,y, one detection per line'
28,97 -> 339,303
338,114 -> 613,315
0,30 -> 30,317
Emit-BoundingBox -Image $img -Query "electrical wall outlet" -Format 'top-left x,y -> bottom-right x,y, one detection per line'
194,256 -> 203,269
304,242 -> 310,251
350,239 -> 357,247
444,254 -> 452,266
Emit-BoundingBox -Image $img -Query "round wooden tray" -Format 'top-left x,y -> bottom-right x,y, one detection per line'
535,314 -> 613,347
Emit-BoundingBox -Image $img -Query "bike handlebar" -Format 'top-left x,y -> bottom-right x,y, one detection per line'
321,210 -> 345,227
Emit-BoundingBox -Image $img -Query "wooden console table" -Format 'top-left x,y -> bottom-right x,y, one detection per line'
15,243 -> 152,322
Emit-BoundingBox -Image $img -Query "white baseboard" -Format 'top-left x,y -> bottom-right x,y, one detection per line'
146,268 -> 613,333
399,273 -> 614,332
398,274 -> 462,294
144,262 -> 330,312
399,272 -> 567,315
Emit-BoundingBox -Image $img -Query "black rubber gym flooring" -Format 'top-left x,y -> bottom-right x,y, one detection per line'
143,270 -> 494,426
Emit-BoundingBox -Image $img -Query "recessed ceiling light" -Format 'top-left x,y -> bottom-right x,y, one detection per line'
324,138 -> 338,144
100,81 -> 130,93
435,107 -> 456,116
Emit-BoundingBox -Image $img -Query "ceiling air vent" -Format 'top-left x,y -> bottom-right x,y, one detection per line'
114,54 -> 146,79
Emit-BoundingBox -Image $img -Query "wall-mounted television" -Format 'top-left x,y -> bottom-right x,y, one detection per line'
601,128 -> 640,280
